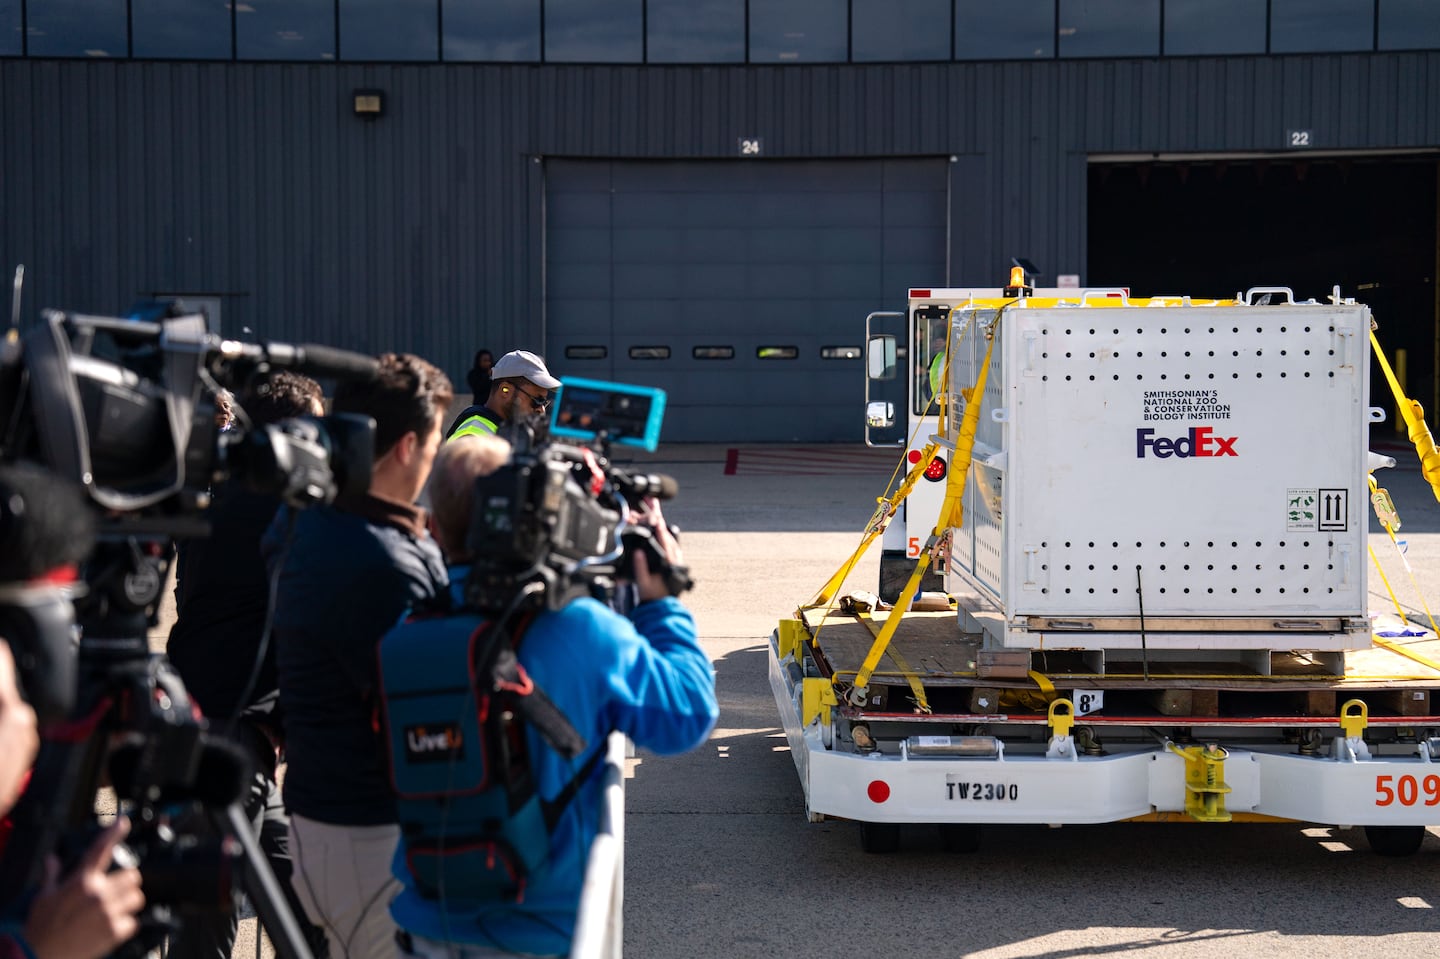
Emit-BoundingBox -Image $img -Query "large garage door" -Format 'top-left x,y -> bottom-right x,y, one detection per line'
545,158 -> 947,443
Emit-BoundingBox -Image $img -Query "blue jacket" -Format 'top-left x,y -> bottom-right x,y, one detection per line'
263,496 -> 448,826
389,572 -> 718,956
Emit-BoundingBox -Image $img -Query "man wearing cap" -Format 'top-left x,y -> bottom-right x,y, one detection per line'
446,349 -> 561,441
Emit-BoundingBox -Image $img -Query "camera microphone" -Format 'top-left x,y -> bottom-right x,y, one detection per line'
217,340 -> 379,381
615,470 -> 678,501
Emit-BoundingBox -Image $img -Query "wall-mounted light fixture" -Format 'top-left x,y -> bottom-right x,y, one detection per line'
353,89 -> 384,119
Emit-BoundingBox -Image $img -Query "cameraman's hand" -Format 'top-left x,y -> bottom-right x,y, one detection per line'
0,640 -> 38,814
24,818 -> 145,959
632,499 -> 684,604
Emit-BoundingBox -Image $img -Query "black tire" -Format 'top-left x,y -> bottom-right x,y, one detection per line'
1364,825 -> 1426,857
939,823 -> 981,854
860,821 -> 901,854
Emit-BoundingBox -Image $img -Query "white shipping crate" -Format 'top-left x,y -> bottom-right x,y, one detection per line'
944,298 -> 1375,654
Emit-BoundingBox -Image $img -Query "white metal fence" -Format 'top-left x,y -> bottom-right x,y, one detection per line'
569,731 -> 627,959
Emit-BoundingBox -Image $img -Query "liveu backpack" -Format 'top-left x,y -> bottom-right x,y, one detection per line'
377,609 -> 595,904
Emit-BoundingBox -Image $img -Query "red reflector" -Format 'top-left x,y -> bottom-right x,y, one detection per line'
867,780 -> 891,804
909,289 -> 931,298
907,449 -> 923,465
924,457 -> 947,482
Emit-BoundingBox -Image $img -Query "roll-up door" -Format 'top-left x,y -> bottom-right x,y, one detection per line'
545,158 -> 947,442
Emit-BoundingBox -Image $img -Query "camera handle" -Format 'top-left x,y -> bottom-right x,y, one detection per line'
0,536 -> 314,959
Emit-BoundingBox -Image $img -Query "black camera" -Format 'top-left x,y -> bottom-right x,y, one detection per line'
0,296 -> 375,959
463,378 -> 692,614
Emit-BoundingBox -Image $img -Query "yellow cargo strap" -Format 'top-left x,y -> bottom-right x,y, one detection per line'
1365,473 -> 1440,641
800,302 -> 977,620
1371,324 -> 1440,504
854,609 -> 929,712
849,307 -> 1005,702
802,437 -> 942,612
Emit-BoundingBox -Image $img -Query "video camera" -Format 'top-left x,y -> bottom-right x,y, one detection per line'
464,377 -> 694,614
0,289 -> 375,959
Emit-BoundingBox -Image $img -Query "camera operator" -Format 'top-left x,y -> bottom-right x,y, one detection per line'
265,354 -> 452,959
388,434 -> 718,959
0,468 -> 145,959
164,372 -> 329,959
0,643 -> 36,815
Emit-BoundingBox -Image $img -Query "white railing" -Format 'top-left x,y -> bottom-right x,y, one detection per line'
569,732 -> 628,959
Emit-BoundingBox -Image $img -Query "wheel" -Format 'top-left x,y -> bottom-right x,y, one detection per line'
939,823 -> 981,854
859,821 -> 900,854
1364,825 -> 1426,857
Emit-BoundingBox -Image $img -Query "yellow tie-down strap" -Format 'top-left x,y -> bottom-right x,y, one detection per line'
853,609 -> 929,713
1371,325 -> 1440,505
800,301 -> 988,620
848,308 -> 1007,704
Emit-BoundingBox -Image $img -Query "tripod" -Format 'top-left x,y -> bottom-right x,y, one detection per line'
0,534 -> 316,959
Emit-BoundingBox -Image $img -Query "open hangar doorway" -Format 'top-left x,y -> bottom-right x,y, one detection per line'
1088,153 -> 1439,433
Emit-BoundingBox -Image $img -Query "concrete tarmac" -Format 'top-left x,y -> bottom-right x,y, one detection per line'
156,436 -> 1440,959
614,437 -> 1440,959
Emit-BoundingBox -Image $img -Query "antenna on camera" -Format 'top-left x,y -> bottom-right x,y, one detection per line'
10,265 -> 22,331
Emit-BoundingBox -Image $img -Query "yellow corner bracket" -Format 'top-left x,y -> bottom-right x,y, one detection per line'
802,677 -> 838,727
777,618 -> 806,662
1340,699 -> 1369,739
1167,742 -> 1232,823
1047,698 -> 1075,738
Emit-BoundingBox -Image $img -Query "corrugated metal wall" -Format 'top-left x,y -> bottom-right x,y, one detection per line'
1,53 -> 1437,385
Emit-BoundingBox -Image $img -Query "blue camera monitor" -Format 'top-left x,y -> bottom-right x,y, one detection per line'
550,378 -> 667,452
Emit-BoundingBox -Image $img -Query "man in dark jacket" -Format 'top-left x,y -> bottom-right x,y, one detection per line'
265,353 -> 452,959
165,371 -> 328,959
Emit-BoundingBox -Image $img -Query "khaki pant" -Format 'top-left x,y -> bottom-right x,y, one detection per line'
288,813 -> 402,959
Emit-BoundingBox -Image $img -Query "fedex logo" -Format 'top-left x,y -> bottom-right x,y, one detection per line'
1136,427 -> 1238,459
